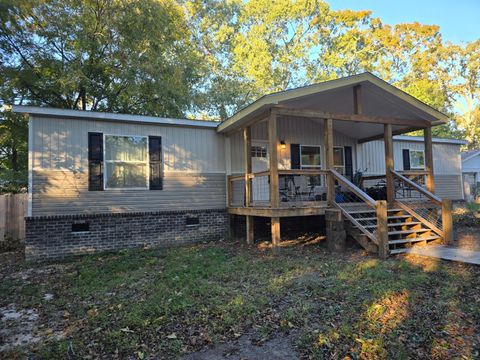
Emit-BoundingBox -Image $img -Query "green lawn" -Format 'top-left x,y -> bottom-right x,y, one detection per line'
1,242 -> 479,359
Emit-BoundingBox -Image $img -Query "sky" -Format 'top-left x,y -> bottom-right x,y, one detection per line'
329,0 -> 480,43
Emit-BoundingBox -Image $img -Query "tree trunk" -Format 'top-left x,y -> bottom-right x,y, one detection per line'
81,87 -> 86,111
11,144 -> 18,172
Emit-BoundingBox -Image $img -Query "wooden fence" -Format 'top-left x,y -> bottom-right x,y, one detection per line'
0,193 -> 27,241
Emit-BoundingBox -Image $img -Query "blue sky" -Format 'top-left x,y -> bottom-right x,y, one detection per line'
329,0 -> 480,43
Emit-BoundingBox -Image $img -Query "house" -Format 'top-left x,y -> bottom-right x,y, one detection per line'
13,72 -> 460,260
462,150 -> 480,201
359,136 -> 466,200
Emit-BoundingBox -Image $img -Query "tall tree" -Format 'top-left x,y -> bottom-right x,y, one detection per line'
448,40 -> 480,149
0,0 -> 203,117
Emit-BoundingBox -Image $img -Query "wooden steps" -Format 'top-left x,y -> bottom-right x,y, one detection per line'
343,205 -> 443,256
387,228 -> 430,236
346,208 -> 403,214
363,221 -> 421,229
356,215 -> 412,221
388,235 -> 440,245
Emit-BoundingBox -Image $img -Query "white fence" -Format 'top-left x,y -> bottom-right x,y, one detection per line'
0,193 -> 27,241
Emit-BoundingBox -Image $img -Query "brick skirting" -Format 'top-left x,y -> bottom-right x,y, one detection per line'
25,209 -> 228,261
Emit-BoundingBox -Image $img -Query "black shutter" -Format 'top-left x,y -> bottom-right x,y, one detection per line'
290,144 -> 300,169
402,149 -> 411,170
344,146 -> 353,180
88,132 -> 103,191
149,136 -> 163,190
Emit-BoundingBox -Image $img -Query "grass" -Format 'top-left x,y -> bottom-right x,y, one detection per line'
1,242 -> 479,359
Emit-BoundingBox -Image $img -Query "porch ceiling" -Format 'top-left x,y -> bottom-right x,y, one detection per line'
310,118 -> 405,141
217,72 -> 449,135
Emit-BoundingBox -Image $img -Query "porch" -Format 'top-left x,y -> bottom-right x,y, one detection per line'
219,74 -> 453,257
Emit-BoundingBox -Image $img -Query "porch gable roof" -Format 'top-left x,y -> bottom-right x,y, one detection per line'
217,72 -> 449,134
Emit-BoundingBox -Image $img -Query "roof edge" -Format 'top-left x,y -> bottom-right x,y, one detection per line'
393,135 -> 467,145
461,150 -> 480,162
11,105 -> 221,128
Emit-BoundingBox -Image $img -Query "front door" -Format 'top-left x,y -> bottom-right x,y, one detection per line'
251,141 -> 270,202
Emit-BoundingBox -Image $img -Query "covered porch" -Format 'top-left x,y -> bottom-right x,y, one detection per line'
219,73 -> 452,254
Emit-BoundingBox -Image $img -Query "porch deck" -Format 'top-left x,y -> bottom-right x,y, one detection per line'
227,203 -> 329,217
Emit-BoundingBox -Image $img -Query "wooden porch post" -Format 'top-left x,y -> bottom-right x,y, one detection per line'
324,118 -> 334,204
269,110 -> 279,208
244,126 -> 254,244
376,200 -> 389,259
244,126 -> 252,206
384,124 -> 395,204
268,109 -> 280,246
442,199 -> 453,245
424,127 -> 435,193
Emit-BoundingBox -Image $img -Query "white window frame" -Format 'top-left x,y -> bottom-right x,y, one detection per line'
409,149 -> 425,170
103,134 -> 150,190
333,146 -> 345,173
300,144 -> 322,169
251,144 -> 268,158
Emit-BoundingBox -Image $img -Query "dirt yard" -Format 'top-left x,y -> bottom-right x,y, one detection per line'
453,202 -> 480,251
1,233 -> 479,359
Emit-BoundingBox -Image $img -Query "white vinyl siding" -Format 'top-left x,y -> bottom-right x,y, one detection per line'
357,139 -> 464,199
229,116 -> 357,173
32,116 -> 225,173
30,116 -> 226,215
358,140 -> 462,176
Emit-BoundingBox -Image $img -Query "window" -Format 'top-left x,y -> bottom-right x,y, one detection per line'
104,135 -> 148,189
410,150 -> 425,169
251,145 -> 267,158
333,147 -> 345,174
300,146 -> 321,168
300,145 -> 322,186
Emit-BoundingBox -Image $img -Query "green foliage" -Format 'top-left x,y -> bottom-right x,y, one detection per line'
0,110 -> 28,193
0,0 -> 203,117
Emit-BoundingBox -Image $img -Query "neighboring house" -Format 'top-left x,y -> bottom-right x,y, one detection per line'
462,150 -> 480,201
12,72 -> 460,260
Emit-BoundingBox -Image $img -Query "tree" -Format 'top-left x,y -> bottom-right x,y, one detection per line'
183,0 -> 247,120
0,109 -> 28,193
448,40 -> 480,149
0,0 -> 203,117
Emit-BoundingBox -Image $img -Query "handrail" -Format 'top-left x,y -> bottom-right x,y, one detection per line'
278,169 -> 329,175
247,170 -> 270,179
330,169 -> 376,207
399,170 -> 429,176
362,175 -> 386,181
391,170 -> 441,205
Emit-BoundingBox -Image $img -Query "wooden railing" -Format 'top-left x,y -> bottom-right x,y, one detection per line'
330,169 -> 376,207
330,169 -> 391,257
391,170 -> 452,242
278,169 -> 328,205
227,169 -> 329,208
227,174 -> 246,207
